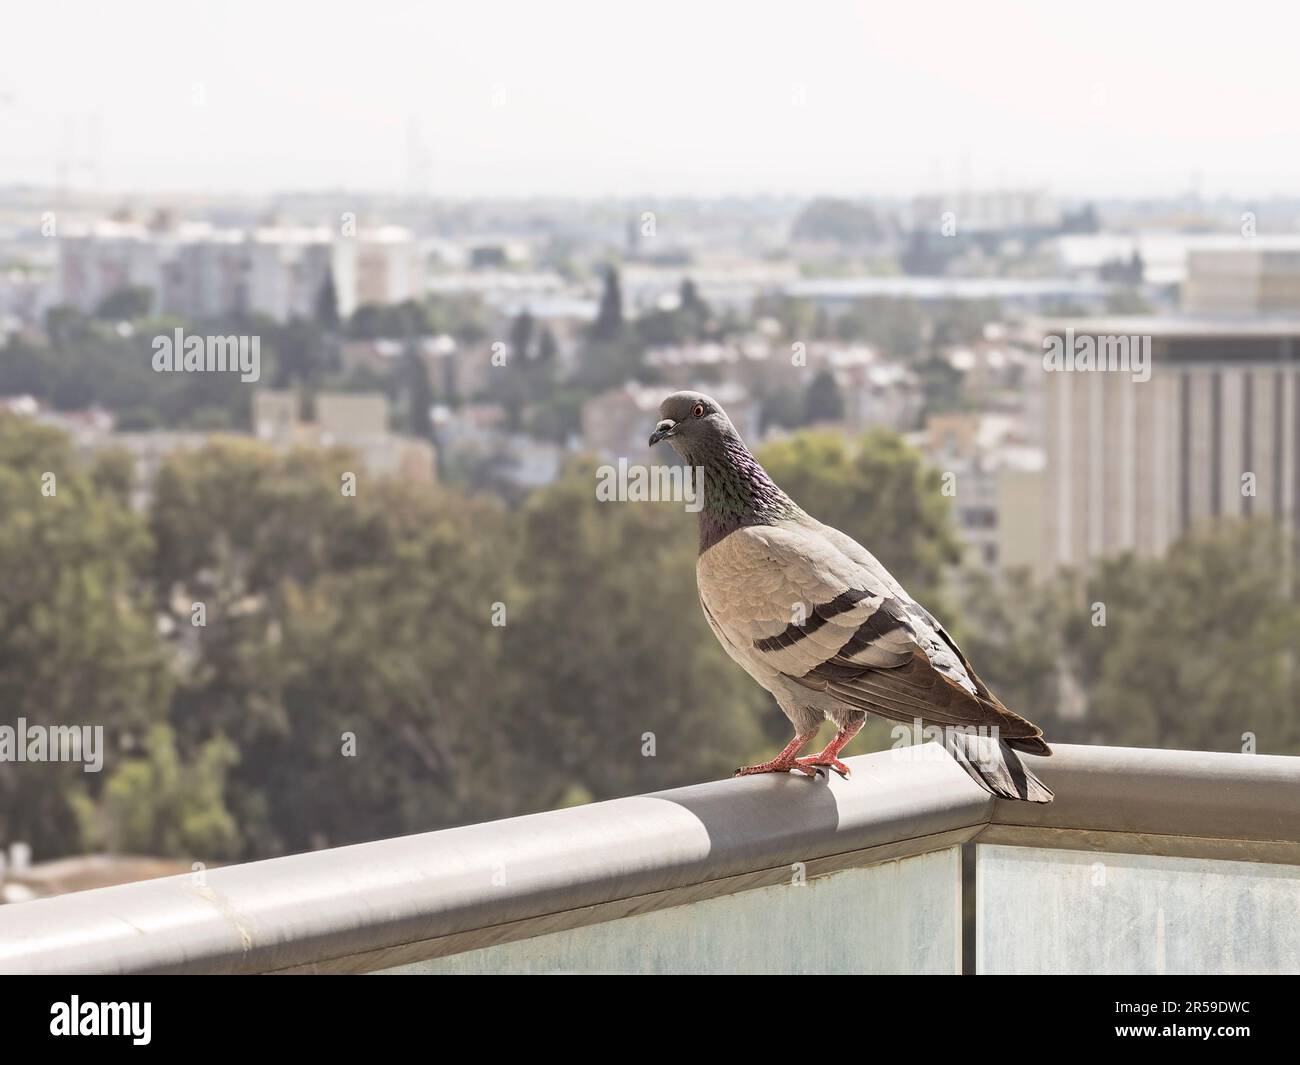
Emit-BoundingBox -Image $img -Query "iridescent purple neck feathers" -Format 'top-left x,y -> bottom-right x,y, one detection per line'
692,435 -> 796,554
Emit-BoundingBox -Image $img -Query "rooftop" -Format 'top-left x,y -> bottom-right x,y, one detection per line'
1034,313 -> 1300,337
785,277 -> 1110,302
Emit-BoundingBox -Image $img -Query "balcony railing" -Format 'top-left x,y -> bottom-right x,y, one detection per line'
1,743 -> 1297,974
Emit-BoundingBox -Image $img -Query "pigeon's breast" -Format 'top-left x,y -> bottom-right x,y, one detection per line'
696,537 -> 790,689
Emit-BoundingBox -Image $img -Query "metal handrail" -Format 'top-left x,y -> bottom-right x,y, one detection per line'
0,743 -> 1296,974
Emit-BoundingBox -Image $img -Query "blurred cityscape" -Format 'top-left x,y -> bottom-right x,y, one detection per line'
3,5 -> 1300,903
4,188 -> 1300,575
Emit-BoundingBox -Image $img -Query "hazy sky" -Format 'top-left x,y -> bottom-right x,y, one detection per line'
5,0 -> 1299,200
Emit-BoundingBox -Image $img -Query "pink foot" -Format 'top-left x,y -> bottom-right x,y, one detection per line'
795,756 -> 852,779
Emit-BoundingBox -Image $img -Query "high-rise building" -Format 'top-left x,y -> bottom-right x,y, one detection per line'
1036,317 -> 1300,572
1183,246 -> 1300,314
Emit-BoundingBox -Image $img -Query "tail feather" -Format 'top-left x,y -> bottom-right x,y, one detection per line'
944,731 -> 1054,803
1005,733 -> 1051,756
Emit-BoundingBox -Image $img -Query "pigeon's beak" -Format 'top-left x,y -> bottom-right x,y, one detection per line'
648,419 -> 676,447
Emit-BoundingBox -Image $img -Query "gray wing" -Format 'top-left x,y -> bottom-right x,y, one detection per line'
698,518 -> 1048,751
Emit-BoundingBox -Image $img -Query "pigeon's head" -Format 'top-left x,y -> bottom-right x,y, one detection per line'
648,391 -> 738,461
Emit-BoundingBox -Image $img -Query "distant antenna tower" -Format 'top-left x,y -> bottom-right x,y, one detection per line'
55,113 -> 103,201
406,116 -> 432,202
958,149 -> 973,196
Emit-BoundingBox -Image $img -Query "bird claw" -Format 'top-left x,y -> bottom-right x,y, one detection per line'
794,756 -> 852,779
733,760 -> 818,778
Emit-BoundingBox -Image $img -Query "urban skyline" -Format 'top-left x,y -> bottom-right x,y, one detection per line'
2,1 -> 1299,989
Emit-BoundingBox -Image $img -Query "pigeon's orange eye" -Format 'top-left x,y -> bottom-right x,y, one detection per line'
692,403 -> 706,418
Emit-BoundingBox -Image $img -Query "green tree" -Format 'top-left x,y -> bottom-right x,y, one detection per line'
1,307 -> 262,430
955,520 -> 1300,756
834,297 -> 925,357
508,309 -> 534,362
536,326 -> 558,364
1075,521 -> 1300,753
504,462 -> 767,799
931,299 -> 997,349
635,307 -> 691,347
402,342 -> 434,439
272,319 -> 325,387
348,300 -> 432,340
89,447 -> 136,507
916,354 -> 966,419
147,440 -> 523,855
758,387 -> 806,433
791,198 -> 887,246
591,266 -> 624,342
525,386 -> 585,445
94,285 -> 154,321
315,270 -> 340,331
753,294 -> 817,341
679,277 -> 707,318
148,441 -> 375,761
804,370 -> 844,424
0,416 -> 172,855
75,724 -> 241,859
952,567 -> 1075,739
255,480 -> 522,851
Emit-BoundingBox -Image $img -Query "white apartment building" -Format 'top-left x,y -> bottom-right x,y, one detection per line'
58,221 -> 423,322
59,220 -> 176,314
911,189 -> 1060,233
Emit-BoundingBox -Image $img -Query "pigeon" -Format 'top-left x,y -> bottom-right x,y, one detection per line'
649,390 -> 1053,802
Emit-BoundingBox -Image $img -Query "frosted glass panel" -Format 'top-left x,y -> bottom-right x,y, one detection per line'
383,846 -> 960,975
977,844 -> 1300,974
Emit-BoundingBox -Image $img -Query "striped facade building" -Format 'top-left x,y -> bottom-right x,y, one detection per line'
1038,318 -> 1300,571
